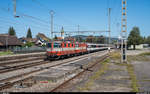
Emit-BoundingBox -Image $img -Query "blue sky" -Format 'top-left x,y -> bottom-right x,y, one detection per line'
0,0 -> 150,38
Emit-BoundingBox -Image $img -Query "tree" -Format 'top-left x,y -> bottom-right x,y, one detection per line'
142,36 -> 147,44
146,36 -> 150,45
97,35 -> 105,44
23,42 -> 34,47
86,35 -> 93,43
26,28 -> 32,38
8,27 -> 16,36
127,27 -> 143,50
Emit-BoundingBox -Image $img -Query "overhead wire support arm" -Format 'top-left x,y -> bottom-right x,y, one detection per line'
52,31 -> 109,34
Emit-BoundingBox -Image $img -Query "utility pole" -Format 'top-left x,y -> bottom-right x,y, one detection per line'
108,8 -> 111,52
78,25 -> 80,42
6,34 -> 8,52
13,0 -> 19,18
121,0 -> 127,63
50,10 -> 54,42
117,23 -> 120,49
13,0 -> 16,17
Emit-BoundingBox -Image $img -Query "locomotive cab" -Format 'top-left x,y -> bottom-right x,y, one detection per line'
46,42 -> 62,59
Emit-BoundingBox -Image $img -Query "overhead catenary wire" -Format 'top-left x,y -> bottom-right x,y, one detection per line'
31,0 -> 82,29
0,7 -> 51,30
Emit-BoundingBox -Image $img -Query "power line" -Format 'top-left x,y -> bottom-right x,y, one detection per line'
32,0 -> 79,28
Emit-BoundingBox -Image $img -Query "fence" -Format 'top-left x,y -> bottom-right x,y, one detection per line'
12,46 -> 46,54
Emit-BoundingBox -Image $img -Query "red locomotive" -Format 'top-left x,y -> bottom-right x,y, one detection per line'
46,41 -> 109,60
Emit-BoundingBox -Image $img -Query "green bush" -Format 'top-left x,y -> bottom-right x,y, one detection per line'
23,42 -> 34,47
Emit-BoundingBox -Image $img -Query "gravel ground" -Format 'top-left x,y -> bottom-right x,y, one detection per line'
131,61 -> 150,92
127,49 -> 150,56
62,62 -> 132,92
1,51 -> 108,92
127,49 -> 150,92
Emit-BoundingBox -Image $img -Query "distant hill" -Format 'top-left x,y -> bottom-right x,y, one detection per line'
71,35 -> 88,40
67,35 -> 119,41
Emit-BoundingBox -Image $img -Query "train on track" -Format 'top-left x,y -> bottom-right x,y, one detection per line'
46,41 -> 111,60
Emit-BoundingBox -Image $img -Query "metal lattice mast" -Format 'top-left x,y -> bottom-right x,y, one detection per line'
13,0 -> 16,17
121,0 -> 127,63
108,8 -> 111,52
50,10 -> 54,42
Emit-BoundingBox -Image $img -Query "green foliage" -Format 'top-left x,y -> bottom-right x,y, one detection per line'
0,51 -> 13,56
23,42 -> 34,47
78,37 -> 83,42
128,27 -> 143,50
139,52 -> 150,56
86,36 -> 93,43
26,28 -> 32,38
142,36 -> 147,44
97,36 -> 105,44
42,43 -> 46,47
126,64 -> 139,92
146,36 -> 150,45
85,35 -> 106,44
8,26 -> 16,36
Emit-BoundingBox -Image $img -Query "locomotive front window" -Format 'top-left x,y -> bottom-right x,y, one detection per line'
75,44 -> 78,47
54,43 -> 61,48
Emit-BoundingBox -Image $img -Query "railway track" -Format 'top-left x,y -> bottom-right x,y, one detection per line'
0,56 -> 45,66
0,50 -> 109,91
50,54 -> 109,92
0,60 -> 48,74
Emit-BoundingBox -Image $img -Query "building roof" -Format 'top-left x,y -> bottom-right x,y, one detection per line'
19,37 -> 37,43
36,33 -> 50,41
0,34 -> 22,46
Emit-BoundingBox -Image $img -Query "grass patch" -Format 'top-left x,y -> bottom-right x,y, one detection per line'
127,55 -> 150,62
127,51 -> 150,62
0,51 -> 13,56
79,58 -> 110,91
139,79 -> 150,82
109,50 -> 139,92
110,51 -> 121,60
126,64 -> 139,92
139,52 -> 150,56
114,63 -> 127,66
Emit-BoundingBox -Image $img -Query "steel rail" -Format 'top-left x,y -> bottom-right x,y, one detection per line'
50,55 -> 109,92
0,50 -> 108,91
